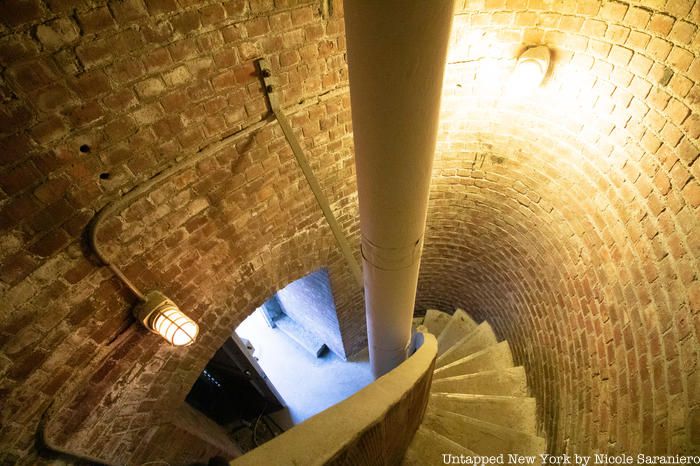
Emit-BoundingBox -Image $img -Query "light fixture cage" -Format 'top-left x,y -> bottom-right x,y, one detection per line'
514,45 -> 551,89
135,291 -> 199,346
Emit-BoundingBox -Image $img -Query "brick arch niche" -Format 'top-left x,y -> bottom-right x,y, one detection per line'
0,0 -> 698,464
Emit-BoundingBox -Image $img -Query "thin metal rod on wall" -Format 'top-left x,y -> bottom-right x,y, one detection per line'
257,58 -> 363,288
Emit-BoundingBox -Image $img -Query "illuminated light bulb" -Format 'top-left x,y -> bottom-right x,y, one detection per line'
135,291 -> 199,346
511,45 -> 551,93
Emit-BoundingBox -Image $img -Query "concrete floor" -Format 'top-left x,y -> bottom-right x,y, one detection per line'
235,309 -> 373,425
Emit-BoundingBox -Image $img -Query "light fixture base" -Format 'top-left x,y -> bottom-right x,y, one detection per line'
134,290 -> 172,330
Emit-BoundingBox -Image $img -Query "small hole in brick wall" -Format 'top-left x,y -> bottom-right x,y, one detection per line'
79,144 -> 90,154
99,172 -> 110,180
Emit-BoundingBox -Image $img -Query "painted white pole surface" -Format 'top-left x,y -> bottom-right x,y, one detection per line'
344,1 -> 455,377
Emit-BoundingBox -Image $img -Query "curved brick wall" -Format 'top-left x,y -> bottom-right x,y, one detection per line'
418,0 -> 699,456
0,0 -> 697,463
0,1 -> 364,463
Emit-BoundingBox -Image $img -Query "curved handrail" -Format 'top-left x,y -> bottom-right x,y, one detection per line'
230,330 -> 437,466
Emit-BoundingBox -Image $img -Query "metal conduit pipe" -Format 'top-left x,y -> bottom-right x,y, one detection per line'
344,0 -> 455,378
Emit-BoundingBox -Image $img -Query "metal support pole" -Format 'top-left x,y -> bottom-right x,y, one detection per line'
344,0 -> 455,377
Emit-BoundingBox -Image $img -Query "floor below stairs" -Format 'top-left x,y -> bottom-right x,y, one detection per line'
235,309 -> 373,424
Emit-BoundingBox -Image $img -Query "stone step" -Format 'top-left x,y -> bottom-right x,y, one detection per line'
274,315 -> 326,358
431,366 -> 529,396
428,393 -> 537,435
436,308 -> 478,357
433,341 -> 513,380
436,321 -> 498,369
422,309 -> 451,336
402,425 -> 476,466
422,409 -> 546,457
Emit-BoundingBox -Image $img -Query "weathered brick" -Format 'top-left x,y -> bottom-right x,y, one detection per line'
77,6 -> 116,34
626,30 -> 650,49
624,7 -> 651,29
28,228 -> 71,257
7,61 -> 58,93
667,46 -> 694,71
681,181 -> 700,208
668,21 -> 697,45
647,37 -> 673,61
102,88 -> 138,112
608,45 -> 633,66
162,66 -> 191,87
599,1 -> 627,22
144,0 -> 178,16
109,0 -> 148,23
649,14 -> 675,35
0,160 -> 42,195
223,0 -> 247,18
77,30 -> 143,69
134,77 -> 166,99
200,3 -> 226,26
0,0 -> 44,27
142,47 -> 173,73
665,0 -> 693,18
66,101 -> 104,128
250,0 -> 273,14
69,71 -> 112,100
170,10 -> 200,35
35,18 -> 80,50
211,69 -> 237,90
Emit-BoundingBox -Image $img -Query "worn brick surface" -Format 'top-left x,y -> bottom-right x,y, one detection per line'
0,1 -> 360,464
0,0 -> 698,464
416,0 -> 699,458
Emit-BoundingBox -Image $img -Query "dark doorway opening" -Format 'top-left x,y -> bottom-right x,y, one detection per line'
186,337 -> 283,424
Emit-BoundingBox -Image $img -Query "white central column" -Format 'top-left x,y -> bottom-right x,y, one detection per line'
343,0 -> 455,377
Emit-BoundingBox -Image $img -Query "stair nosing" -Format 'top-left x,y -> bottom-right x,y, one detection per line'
431,365 -> 526,382
433,340 -> 512,375
429,393 -> 536,403
426,408 -> 546,442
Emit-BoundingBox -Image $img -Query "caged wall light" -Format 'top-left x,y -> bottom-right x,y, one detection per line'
134,291 -> 199,347
512,45 -> 551,92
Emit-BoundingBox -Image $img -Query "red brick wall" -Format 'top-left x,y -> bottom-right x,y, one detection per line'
417,0 -> 699,456
0,0 -> 698,463
0,1 -> 364,463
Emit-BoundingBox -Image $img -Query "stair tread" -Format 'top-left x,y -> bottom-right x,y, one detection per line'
402,425 -> 476,466
431,393 -> 535,402
422,309 -> 451,336
416,312 -> 542,460
436,309 -> 478,356
422,409 -> 546,456
431,366 -> 528,396
274,315 -> 326,358
428,393 -> 537,434
433,341 -> 513,380
436,321 -> 498,369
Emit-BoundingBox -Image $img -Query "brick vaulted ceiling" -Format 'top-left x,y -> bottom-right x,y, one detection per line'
0,0 -> 698,464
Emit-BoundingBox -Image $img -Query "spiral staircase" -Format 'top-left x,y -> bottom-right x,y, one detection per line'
231,308 -> 546,465
402,308 -> 546,464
